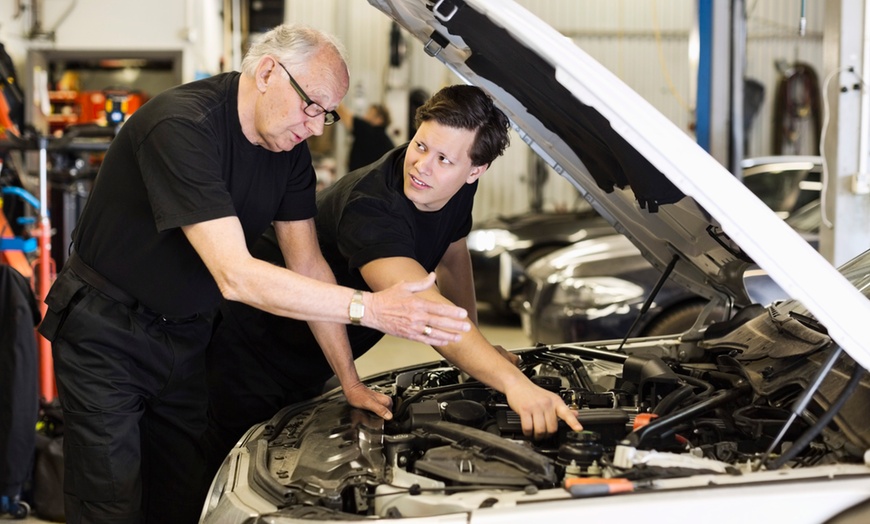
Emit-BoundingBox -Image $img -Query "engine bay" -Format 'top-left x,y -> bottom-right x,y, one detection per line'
238,305 -> 870,519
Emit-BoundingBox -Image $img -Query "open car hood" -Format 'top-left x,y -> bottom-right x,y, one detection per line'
369,0 -> 870,369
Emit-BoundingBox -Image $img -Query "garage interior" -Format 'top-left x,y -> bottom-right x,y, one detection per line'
2,0 -> 870,522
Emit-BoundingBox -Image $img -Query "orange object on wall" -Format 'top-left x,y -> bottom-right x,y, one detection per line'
0,88 -> 19,138
77,89 -> 146,125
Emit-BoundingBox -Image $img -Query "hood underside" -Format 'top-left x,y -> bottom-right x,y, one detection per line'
368,0 -> 870,369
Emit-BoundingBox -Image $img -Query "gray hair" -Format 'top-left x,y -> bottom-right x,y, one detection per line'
241,24 -> 349,80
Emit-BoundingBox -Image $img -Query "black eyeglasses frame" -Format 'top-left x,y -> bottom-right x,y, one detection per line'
275,61 -> 340,126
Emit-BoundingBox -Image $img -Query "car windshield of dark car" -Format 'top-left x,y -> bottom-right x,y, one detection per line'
788,248 -> 870,320
838,249 -> 870,297
784,200 -> 821,234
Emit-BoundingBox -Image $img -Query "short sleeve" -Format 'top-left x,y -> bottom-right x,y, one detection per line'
137,119 -> 235,231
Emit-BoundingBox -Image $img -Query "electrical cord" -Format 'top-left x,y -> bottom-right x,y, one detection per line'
819,66 -> 867,229
766,361 -> 866,470
650,0 -> 691,115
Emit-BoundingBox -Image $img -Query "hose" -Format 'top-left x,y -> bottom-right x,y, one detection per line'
626,383 -> 752,448
766,364 -> 866,470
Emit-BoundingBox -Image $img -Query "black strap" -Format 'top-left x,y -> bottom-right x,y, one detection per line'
67,252 -> 137,308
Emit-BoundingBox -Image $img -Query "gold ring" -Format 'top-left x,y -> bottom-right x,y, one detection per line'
423,325 -> 433,336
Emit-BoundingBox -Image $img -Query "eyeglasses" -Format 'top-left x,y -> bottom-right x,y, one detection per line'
275,61 -> 340,126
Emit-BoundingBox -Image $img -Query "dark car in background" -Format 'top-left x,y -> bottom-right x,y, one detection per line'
199,1 -> 870,523
520,233 -> 705,343
468,208 -> 613,317
520,197 -> 822,344
475,156 -> 822,328
476,155 -> 822,343
741,155 -> 822,216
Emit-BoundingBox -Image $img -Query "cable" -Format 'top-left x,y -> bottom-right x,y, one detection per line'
626,383 -> 752,448
652,384 -> 695,416
650,0 -> 691,114
766,361 -> 866,470
819,66 -> 867,229
757,344 -> 843,469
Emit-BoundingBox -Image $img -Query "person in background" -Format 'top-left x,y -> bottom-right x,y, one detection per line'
37,24 -> 469,524
201,85 -> 583,482
337,101 -> 395,171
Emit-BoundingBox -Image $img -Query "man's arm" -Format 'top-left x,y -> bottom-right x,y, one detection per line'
434,238 -> 478,325
360,247 -> 582,439
181,216 -> 471,343
272,220 -> 392,419
436,239 -> 519,366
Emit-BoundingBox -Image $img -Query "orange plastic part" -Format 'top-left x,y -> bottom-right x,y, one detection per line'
632,412 -> 659,430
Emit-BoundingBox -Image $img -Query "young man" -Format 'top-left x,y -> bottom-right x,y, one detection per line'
203,85 -> 583,480
37,25 -> 469,524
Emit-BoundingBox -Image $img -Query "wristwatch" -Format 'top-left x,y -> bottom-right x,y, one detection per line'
348,290 -> 365,325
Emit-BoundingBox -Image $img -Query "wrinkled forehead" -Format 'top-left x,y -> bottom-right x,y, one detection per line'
298,48 -> 349,108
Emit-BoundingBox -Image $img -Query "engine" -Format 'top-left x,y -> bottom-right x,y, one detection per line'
243,318 -> 870,519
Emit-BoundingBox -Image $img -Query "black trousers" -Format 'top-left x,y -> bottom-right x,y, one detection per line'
40,267 -> 214,524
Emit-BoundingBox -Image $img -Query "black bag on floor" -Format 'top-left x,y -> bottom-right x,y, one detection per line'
33,400 -> 64,522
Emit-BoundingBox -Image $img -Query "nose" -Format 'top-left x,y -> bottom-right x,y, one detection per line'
305,113 -> 325,136
414,152 -> 433,175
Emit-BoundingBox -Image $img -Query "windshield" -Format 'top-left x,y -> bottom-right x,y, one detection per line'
790,248 -> 870,319
838,249 -> 870,298
784,200 -> 821,234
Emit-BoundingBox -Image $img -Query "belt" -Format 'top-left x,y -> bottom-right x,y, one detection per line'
67,252 -> 137,308
66,252 -> 199,324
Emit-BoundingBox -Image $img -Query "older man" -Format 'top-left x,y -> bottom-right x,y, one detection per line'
38,24 -> 469,524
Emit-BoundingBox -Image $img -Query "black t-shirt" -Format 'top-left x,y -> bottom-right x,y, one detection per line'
348,116 -> 394,171
317,145 -> 475,290
215,145 -> 477,384
72,73 -> 317,317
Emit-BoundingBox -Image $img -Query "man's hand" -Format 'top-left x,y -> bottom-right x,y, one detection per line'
363,272 -> 471,345
506,382 -> 583,440
343,381 -> 394,420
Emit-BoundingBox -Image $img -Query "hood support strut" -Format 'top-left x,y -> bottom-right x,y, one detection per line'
618,254 -> 680,351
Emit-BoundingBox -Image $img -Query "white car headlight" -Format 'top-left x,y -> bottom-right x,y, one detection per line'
466,229 -> 520,254
550,276 -> 644,308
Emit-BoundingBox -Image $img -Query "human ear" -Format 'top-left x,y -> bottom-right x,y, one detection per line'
466,163 -> 488,184
256,56 -> 278,90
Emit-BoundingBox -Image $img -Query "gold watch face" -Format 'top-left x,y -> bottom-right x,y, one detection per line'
349,291 -> 364,324
350,302 -> 364,321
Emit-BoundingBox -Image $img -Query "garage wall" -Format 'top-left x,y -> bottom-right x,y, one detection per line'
1,0 -> 223,86
316,0 -> 827,222
1,0 -> 828,223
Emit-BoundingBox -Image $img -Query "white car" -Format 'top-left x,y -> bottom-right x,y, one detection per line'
199,1 -> 870,523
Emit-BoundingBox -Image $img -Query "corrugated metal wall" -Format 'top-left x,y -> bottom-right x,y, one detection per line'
287,0 -> 827,222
